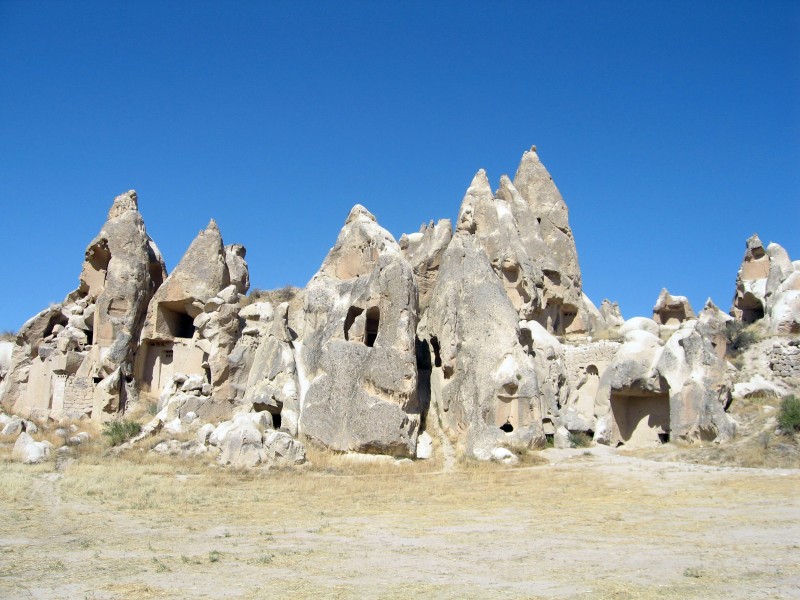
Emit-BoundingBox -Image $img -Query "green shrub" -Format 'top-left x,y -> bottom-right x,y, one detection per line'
777,396 -> 800,433
725,321 -> 758,354
568,431 -> 592,448
102,419 -> 142,446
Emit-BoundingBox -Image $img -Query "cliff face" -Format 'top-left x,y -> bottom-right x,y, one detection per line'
2,147 -> 797,463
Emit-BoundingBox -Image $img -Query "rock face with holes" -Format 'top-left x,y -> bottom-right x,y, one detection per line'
593,315 -> 735,446
1,191 -> 165,420
298,205 -> 420,456
243,302 -> 301,435
421,230 -> 545,458
134,220 -> 247,419
730,235 -> 800,334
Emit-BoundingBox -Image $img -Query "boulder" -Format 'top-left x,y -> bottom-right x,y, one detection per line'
12,432 -> 52,464
224,244 -> 250,295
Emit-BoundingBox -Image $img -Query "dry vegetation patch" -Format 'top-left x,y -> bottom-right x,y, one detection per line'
0,438 -> 798,599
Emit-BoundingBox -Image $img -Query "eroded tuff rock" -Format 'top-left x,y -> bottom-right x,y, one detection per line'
243,303 -> 300,435
399,219 -> 452,315
135,220 -> 248,420
730,235 -> 800,334
593,316 -> 735,446
5,146 -> 796,464
298,205 -> 420,456
2,191 -> 165,420
421,230 -> 545,459
512,146 -> 584,329
652,288 -> 695,326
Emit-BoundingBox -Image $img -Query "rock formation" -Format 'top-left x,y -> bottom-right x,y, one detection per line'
421,230 -> 545,458
134,220 -> 247,419
652,288 -> 695,326
3,146 -> 798,466
1,191 -> 165,420
298,205 -> 421,456
730,235 -> 800,334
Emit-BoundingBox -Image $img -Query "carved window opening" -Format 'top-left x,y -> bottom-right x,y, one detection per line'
344,306 -> 364,341
159,304 -> 196,339
430,336 -> 443,367
365,307 -> 380,347
519,328 -> 533,355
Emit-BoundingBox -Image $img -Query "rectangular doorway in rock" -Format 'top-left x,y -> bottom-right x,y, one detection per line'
495,396 -> 520,433
158,303 -> 196,339
610,391 -> 670,446
365,307 -> 380,347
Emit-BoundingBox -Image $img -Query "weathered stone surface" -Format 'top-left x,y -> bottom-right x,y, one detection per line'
422,231 -> 544,459
512,147 -> 582,324
243,303 -> 300,435
3,191 -> 164,420
298,205 -> 420,456
652,288 -> 695,326
225,244 -> 250,295
731,234 -> 770,323
135,221 -> 248,417
140,219 -> 231,340
594,317 -> 735,447
599,300 -> 625,329
399,219 -> 452,315
12,432 -> 52,464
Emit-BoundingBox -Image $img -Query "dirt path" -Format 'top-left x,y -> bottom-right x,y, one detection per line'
1,451 -> 798,599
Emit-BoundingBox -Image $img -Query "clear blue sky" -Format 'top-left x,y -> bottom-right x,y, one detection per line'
1,1 -> 798,332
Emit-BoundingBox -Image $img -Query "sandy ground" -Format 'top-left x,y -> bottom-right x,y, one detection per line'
0,447 -> 798,600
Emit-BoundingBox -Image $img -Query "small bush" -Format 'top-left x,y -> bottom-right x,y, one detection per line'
726,321 -> 758,354
102,419 -> 142,446
568,431 -> 592,448
777,396 -> 800,434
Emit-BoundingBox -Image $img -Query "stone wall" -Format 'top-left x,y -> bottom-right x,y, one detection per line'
63,376 -> 94,415
767,340 -> 800,383
563,340 -> 621,386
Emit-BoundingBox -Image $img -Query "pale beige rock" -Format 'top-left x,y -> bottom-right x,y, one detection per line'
512,147 -> 583,325
225,244 -> 250,295
652,288 -> 695,326
599,300 -> 625,329
243,303 -> 300,435
731,234 -> 770,323
399,219 -> 452,315
298,205 -> 420,456
12,432 -> 52,464
3,190 -> 165,420
136,220 -> 248,413
421,231 -> 544,459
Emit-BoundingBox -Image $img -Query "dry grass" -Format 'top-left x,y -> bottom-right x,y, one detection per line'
1,410 -> 799,599
1,445 -> 798,600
